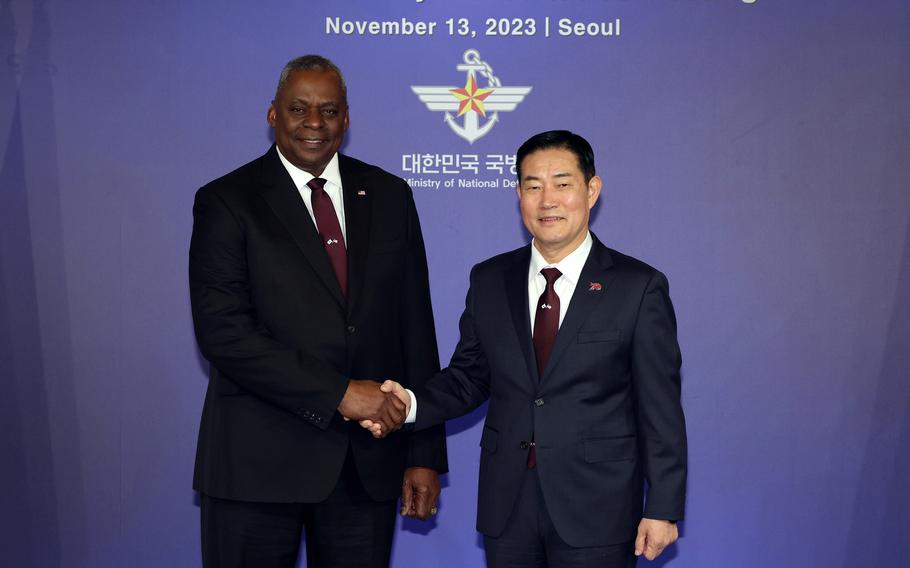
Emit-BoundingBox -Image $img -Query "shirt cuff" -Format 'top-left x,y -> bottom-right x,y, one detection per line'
404,388 -> 417,424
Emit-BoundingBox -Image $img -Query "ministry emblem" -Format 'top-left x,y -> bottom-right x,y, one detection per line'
412,49 -> 532,144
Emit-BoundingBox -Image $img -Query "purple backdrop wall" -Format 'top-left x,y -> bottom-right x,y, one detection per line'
2,1 -> 909,566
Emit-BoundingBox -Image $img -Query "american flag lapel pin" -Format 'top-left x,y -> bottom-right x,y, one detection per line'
588,282 -> 603,292
356,189 -> 367,196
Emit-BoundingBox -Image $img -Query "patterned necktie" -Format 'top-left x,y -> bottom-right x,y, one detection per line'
528,267 -> 561,468
307,178 -> 347,297
533,267 -> 562,377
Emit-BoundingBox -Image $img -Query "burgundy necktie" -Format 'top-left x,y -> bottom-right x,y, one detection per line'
307,178 -> 347,297
528,267 -> 561,468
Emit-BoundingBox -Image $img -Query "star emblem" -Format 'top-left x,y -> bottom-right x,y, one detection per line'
449,74 -> 494,117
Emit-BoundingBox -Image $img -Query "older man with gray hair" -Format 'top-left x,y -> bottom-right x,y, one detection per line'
189,55 -> 447,568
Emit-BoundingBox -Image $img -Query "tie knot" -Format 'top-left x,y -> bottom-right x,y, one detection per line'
540,267 -> 562,286
307,177 -> 327,192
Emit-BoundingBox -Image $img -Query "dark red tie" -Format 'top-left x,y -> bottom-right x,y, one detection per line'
533,267 -> 562,377
307,178 -> 347,297
528,267 -> 561,468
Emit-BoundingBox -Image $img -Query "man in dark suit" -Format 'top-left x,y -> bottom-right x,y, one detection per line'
367,131 -> 687,567
189,55 -> 447,568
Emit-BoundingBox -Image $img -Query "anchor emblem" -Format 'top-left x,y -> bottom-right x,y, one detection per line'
412,49 -> 532,144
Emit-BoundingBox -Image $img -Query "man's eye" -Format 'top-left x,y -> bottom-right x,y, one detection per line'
322,109 -> 338,117
290,106 -> 304,113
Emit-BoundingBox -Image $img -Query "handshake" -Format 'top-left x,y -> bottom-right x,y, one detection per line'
337,379 -> 411,438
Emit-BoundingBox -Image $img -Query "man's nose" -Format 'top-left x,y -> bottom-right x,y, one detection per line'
303,108 -> 323,128
540,185 -> 558,207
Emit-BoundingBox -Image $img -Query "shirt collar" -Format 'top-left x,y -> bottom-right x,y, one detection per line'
529,231 -> 593,288
275,147 -> 343,192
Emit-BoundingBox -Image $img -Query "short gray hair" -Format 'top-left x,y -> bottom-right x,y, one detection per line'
275,55 -> 347,101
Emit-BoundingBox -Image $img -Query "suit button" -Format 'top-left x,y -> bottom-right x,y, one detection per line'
534,398 -> 545,407
519,441 -> 529,450
347,325 -> 356,334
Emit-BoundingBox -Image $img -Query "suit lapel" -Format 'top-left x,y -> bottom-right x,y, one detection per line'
505,246 -> 539,384
259,146 -> 345,309
339,155 -> 371,317
540,237 -> 615,383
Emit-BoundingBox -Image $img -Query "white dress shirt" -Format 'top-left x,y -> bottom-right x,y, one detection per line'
405,231 -> 594,424
528,231 -> 593,331
275,148 -> 347,241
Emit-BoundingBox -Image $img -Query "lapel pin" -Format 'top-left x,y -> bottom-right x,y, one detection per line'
588,282 -> 602,292
356,189 -> 367,196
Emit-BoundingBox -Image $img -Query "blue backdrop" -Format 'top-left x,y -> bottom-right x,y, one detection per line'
1,1 -> 909,566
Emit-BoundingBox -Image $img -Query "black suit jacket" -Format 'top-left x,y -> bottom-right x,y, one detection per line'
190,146 -> 447,503
414,235 -> 686,547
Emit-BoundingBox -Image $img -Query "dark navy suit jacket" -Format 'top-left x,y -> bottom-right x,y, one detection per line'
190,146 -> 447,503
414,235 -> 686,547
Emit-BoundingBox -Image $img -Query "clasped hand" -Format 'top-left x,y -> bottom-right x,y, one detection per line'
337,379 -> 408,435
355,380 -> 410,438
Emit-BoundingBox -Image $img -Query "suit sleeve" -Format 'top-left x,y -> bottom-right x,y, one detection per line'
632,271 -> 688,520
413,265 -> 492,430
398,188 -> 449,472
189,187 -> 347,428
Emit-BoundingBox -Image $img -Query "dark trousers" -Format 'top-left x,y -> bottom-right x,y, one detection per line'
483,468 -> 637,568
201,450 -> 397,568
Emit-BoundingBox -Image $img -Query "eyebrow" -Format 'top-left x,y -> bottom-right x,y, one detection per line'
521,172 -> 573,182
288,98 -> 340,106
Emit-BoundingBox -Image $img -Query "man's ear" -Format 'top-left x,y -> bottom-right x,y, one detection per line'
267,102 -> 277,127
587,175 -> 603,208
